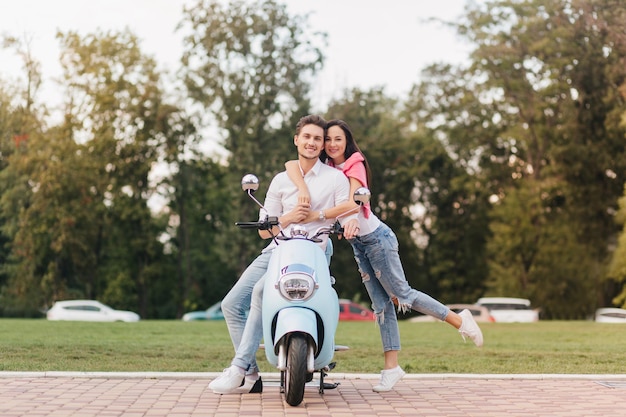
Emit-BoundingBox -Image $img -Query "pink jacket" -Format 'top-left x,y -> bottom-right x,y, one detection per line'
329,153 -> 371,218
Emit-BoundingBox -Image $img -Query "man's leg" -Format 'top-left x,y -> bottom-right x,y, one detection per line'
210,275 -> 267,394
231,275 -> 265,371
221,251 -> 271,364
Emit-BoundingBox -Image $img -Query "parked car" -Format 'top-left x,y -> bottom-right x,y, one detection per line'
182,301 -> 231,321
185,300 -> 374,322
46,300 -> 140,322
475,297 -> 539,323
409,304 -> 495,323
595,307 -> 626,323
448,304 -> 495,322
338,299 -> 375,321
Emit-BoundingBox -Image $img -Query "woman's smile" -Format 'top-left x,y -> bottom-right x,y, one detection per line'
325,125 -> 347,162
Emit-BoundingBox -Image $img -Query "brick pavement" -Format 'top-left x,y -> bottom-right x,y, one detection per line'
1,372 -> 626,417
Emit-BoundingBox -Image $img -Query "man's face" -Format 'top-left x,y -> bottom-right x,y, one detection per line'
294,124 -> 324,160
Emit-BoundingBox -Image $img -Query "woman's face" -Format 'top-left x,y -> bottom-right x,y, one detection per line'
325,125 -> 347,163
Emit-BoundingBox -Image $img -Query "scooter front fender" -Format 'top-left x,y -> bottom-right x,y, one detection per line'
273,307 -> 318,355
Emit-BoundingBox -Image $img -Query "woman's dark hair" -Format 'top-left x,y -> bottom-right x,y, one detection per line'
322,119 -> 372,187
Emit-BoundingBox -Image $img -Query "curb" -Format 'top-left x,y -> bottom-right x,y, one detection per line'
2,371 -> 626,380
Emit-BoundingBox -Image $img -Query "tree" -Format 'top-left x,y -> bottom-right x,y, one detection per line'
53,29 -> 176,316
608,185 -> 626,307
167,156 -> 238,317
487,179 -> 596,318
408,0 -> 626,317
179,0 -> 326,276
2,30 -> 176,316
0,36 -> 50,315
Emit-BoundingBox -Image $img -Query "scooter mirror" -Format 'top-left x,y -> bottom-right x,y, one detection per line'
241,174 -> 260,192
354,187 -> 371,206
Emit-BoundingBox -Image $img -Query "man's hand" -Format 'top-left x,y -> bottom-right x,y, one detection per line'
285,202 -> 310,225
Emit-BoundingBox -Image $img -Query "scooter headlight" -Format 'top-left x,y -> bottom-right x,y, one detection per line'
277,264 -> 318,301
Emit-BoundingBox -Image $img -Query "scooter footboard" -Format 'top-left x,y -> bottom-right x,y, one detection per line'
272,307 -> 318,355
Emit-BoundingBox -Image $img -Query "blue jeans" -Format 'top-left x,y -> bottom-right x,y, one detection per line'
348,223 -> 450,352
221,251 -> 272,374
222,242 -> 334,373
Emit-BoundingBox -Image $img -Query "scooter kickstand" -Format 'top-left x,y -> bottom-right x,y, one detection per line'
319,369 -> 340,394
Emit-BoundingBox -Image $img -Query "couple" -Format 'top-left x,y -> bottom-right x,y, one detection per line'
209,115 -> 483,395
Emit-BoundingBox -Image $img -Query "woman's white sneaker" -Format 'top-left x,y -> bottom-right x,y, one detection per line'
372,366 -> 406,392
458,309 -> 484,347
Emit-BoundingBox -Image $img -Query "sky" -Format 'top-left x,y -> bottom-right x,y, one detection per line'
0,0 -> 475,112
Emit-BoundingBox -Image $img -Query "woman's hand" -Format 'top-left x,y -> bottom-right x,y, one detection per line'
297,190 -> 311,206
341,219 -> 360,240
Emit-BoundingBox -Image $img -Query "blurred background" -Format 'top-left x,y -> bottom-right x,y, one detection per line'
1,0 -> 625,321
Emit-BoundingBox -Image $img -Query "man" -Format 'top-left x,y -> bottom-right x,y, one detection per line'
210,114 -> 359,394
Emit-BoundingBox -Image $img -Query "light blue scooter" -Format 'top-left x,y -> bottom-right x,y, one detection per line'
236,174 -> 370,406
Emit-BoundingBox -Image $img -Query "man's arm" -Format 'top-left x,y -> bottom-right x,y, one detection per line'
258,203 -> 309,239
303,176 -> 361,224
257,174 -> 309,239
286,160 -> 356,223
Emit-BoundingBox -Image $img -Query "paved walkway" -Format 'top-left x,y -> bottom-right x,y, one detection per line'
1,372 -> 626,417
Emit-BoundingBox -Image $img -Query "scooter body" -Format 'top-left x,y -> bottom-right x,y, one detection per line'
262,236 -> 339,373
236,173 -> 370,406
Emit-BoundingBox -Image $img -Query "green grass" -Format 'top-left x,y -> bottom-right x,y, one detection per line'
1,319 -> 625,374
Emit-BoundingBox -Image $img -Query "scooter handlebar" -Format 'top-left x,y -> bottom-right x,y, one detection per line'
311,221 -> 343,239
235,216 -> 280,230
331,221 -> 344,235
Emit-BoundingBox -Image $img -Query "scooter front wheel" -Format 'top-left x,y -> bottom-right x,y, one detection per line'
284,334 -> 308,406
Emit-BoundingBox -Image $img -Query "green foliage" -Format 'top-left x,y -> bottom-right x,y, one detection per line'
416,0 -> 626,313
1,0 -> 626,320
608,185 -> 626,307
180,0 -> 326,276
166,158 -> 239,315
0,29 -> 177,316
487,180 -> 597,318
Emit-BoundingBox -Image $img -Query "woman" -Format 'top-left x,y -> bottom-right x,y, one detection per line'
285,119 -> 483,392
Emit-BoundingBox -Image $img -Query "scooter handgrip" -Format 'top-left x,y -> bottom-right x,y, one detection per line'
332,221 -> 344,235
259,216 -> 279,230
235,221 -> 264,229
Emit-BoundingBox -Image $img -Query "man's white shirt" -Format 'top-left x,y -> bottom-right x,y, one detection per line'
260,159 -> 356,253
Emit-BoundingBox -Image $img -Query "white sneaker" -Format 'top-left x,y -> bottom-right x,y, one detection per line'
237,375 -> 263,394
214,374 -> 263,395
458,309 -> 484,347
209,365 -> 246,394
372,366 -> 406,392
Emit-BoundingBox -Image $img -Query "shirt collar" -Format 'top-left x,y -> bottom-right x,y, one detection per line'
304,158 -> 324,177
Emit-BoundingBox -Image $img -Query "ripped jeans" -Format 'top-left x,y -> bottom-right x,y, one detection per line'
348,222 -> 450,352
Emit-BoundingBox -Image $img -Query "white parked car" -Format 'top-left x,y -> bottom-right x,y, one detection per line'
595,307 -> 626,323
46,300 -> 140,322
409,304 -> 495,323
475,297 -> 539,323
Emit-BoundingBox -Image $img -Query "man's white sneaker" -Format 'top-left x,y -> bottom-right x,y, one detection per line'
372,366 -> 406,392
237,375 -> 263,394
214,374 -> 263,395
458,309 -> 484,347
209,365 -> 246,394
